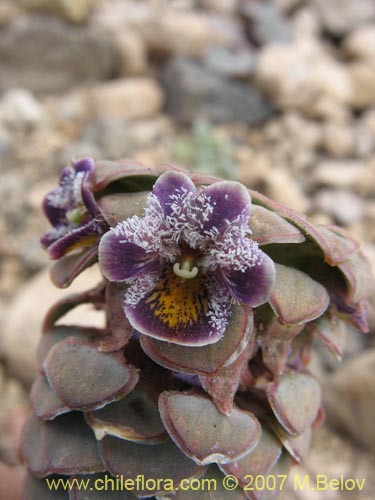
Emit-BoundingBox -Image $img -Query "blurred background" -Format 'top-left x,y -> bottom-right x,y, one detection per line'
0,0 -> 374,498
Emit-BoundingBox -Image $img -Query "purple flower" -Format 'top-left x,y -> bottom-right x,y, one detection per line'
99,171 -> 275,346
41,158 -> 101,259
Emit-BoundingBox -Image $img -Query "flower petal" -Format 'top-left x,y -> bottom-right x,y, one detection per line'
46,220 -> 99,259
197,181 -> 252,232
152,171 -> 196,216
221,251 -> 275,307
99,229 -> 162,282
125,270 -> 232,346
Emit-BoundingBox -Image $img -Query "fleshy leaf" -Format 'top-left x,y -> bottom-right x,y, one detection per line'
21,413 -> 105,477
260,317 -> 304,376
30,375 -> 69,420
97,282 -> 133,352
249,205 -> 305,246
337,251 -> 374,304
266,371 -> 321,436
220,428 -> 282,487
199,346 -> 253,415
315,316 -> 347,360
37,326 -> 92,372
24,474 -> 69,500
45,338 -> 138,411
97,192 -> 149,227
158,391 -> 261,465
271,423 -> 312,463
20,414 -> 49,477
140,305 -> 253,376
99,436 -> 203,497
50,247 -> 98,289
69,473 -> 138,499
269,264 -> 329,324
45,413 -> 105,475
86,385 -> 167,443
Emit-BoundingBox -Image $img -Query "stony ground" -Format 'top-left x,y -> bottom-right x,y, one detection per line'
0,1 -> 374,499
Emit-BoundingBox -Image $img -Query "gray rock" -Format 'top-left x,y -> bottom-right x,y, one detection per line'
162,58 -> 274,125
240,0 -> 293,45
324,350 -> 375,452
315,189 -> 365,225
0,15 -> 118,94
313,0 -> 375,37
203,46 -> 257,78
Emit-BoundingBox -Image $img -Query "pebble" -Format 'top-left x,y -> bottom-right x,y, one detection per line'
344,25 -> 375,61
315,189 -> 365,225
348,62 -> 375,109
312,0 -> 375,37
322,123 -> 354,157
18,0 -> 96,23
162,57 -> 274,125
90,78 -> 164,121
0,88 -> 45,131
324,350 -> 375,452
0,15 -> 118,94
313,160 -> 374,195
264,168 -> 311,212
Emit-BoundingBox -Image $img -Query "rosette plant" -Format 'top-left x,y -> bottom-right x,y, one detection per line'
20,158 -> 373,500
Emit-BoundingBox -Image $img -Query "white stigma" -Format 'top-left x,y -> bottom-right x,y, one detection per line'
173,261 -> 198,280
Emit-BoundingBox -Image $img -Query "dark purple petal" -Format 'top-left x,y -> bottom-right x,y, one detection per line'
47,220 -> 99,260
197,181 -> 252,232
126,270 -> 232,346
152,171 -> 196,216
73,157 -> 95,175
221,251 -> 275,307
99,230 -> 162,281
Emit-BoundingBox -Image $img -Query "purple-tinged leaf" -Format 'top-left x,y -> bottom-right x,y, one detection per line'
30,375 -> 69,421
50,247 -> 98,289
159,391 -> 261,465
97,192 -> 149,227
337,251 -> 374,304
140,305 -> 253,376
315,316 -> 347,360
45,338 -> 138,411
269,264 -> 329,324
20,414 -> 49,477
86,385 -> 167,444
97,282 -> 133,352
249,205 -> 305,246
45,413 -> 105,475
260,318 -> 304,376
199,346 -> 253,415
99,436 -> 203,497
266,371 -> 321,436
220,428 -> 282,487
272,424 -> 312,463
24,474 -> 69,500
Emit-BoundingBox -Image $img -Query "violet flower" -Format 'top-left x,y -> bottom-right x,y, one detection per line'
99,171 -> 275,346
41,158 -> 102,259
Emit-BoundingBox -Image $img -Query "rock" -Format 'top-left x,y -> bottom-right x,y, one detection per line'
203,46 -> 257,78
322,123 -> 354,157
90,78 -> 164,121
348,62 -> 375,109
0,1 -> 20,26
115,29 -> 148,76
312,0 -> 375,37
313,160 -> 374,195
0,88 -> 45,131
15,0 -> 96,23
263,168 -> 310,212
240,0 -> 293,45
0,15 -> 118,94
344,25 -> 375,61
324,350 -> 375,452
162,57 -> 274,125
94,2 -> 240,58
315,189 -> 365,225
256,39 -> 352,112
0,266 -> 105,384
81,119 -> 133,160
